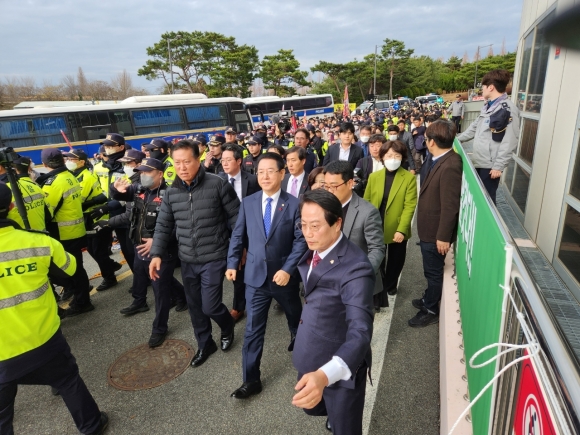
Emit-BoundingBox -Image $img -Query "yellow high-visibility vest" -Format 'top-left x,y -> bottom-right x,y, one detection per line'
6,176 -> 46,231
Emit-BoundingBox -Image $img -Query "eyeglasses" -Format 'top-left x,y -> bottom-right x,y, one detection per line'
256,169 -> 280,176
296,222 -> 324,233
323,181 -> 347,192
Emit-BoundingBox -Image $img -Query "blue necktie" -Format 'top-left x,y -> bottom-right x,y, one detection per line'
230,177 -> 235,187
264,198 -> 273,238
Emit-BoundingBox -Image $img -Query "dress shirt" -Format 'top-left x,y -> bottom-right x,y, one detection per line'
228,170 -> 243,201
339,145 -> 351,161
372,157 -> 383,173
431,149 -> 452,163
286,171 -> 305,197
262,189 -> 282,223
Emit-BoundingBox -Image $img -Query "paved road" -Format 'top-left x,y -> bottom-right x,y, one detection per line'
13,224 -> 439,435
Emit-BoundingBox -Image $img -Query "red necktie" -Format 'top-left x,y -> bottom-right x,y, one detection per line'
312,252 -> 321,268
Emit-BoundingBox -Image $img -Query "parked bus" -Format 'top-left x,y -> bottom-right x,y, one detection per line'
243,94 -> 334,123
0,94 -> 254,163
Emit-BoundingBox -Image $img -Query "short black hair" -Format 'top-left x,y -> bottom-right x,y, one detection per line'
222,144 -> 243,161
267,144 -> 286,158
339,122 -> 355,134
481,69 -> 511,93
257,152 -> 285,171
359,125 -> 372,133
172,139 -> 200,158
323,160 -> 354,182
369,134 -> 386,144
300,189 -> 343,227
285,146 -> 306,160
425,120 -> 457,149
387,125 -> 400,133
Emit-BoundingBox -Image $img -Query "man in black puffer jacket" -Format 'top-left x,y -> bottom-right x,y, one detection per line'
149,139 -> 240,368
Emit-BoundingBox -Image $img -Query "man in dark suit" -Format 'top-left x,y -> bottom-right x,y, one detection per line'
292,189 -> 375,435
410,120 -> 463,327
323,122 -> 364,168
282,146 -> 309,198
219,144 -> 262,323
293,128 -> 318,173
226,152 -> 307,399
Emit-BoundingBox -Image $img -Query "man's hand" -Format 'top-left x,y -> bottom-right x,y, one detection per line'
490,169 -> 502,179
93,220 -> 109,232
436,240 -> 451,255
113,178 -> 131,193
393,232 -> 405,243
149,257 -> 162,281
136,238 -> 153,257
240,248 -> 247,268
273,270 -> 290,286
292,370 -> 328,409
409,169 -> 416,175
204,152 -> 212,168
225,269 -> 237,281
90,204 -> 110,221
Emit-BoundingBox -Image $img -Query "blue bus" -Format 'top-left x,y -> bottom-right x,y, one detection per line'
0,94 -> 254,163
243,94 -> 334,124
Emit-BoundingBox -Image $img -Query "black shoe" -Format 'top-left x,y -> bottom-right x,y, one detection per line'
64,303 -> 95,317
175,301 -> 188,312
221,330 -> 234,352
96,279 -> 117,291
326,418 -> 332,432
230,380 -> 263,399
120,302 -> 149,315
148,332 -> 167,348
113,262 -> 122,272
408,309 -> 439,328
287,333 -> 296,352
387,288 -> 398,296
191,341 -> 218,367
273,303 -> 282,311
88,411 -> 109,435
60,288 -> 74,302
411,298 -> 424,310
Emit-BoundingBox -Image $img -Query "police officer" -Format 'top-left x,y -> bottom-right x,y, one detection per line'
188,134 -> 208,162
203,135 -> 225,174
95,158 -> 187,348
144,139 -> 175,185
241,136 -> 264,174
224,126 -> 238,145
63,149 -> 122,293
0,183 -> 108,435
118,149 -> 146,184
36,149 -> 93,317
0,157 -> 47,231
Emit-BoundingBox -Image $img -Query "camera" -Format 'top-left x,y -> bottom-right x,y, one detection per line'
271,111 -> 293,133
0,147 -> 18,166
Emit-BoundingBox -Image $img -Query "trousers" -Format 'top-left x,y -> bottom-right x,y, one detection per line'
375,240 -> 408,307
476,168 -> 500,205
86,228 -> 117,281
232,266 -> 246,312
60,236 -> 91,307
420,241 -> 447,315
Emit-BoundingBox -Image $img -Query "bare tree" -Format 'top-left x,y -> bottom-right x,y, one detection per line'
18,77 -> 37,100
61,75 -> 77,100
462,51 -> 470,64
40,79 -> 65,100
487,46 -> 494,58
77,67 -> 88,100
111,69 -> 133,99
86,80 -> 113,100
500,38 -> 506,56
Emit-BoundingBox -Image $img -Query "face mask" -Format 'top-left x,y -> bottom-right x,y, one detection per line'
124,166 -> 135,177
65,161 -> 78,171
140,173 -> 155,188
360,136 -> 370,143
388,135 -> 398,141
149,149 -> 164,160
105,148 -> 119,156
384,158 -> 402,172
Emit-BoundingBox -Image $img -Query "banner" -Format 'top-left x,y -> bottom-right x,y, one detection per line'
334,103 -> 356,112
454,141 -> 508,435
342,86 -> 350,117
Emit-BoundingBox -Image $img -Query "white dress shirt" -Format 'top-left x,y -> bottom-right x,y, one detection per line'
372,157 -> 383,173
261,189 -> 281,223
305,233 -> 352,385
431,149 -> 452,163
339,145 -> 351,162
228,170 -> 243,201
286,171 -> 305,197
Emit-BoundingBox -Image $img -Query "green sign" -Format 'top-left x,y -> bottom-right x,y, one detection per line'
454,141 -> 508,435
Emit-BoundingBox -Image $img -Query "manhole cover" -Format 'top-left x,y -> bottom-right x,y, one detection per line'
108,339 -> 195,391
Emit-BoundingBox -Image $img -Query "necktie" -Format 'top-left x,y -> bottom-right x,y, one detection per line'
290,178 -> 298,197
429,158 -> 437,173
312,252 -> 321,268
230,177 -> 235,187
263,198 -> 273,237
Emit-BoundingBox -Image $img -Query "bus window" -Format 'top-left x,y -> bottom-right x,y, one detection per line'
0,115 -> 69,148
132,108 -> 185,135
184,105 -> 228,129
266,102 -> 284,112
68,112 -> 111,141
109,111 -> 134,137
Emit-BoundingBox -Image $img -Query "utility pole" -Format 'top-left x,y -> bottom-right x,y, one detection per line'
473,44 -> 493,91
373,45 -> 378,98
166,34 -> 182,94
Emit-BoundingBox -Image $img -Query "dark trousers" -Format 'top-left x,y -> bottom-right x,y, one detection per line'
232,266 -> 246,312
181,260 -> 233,349
60,236 -> 91,307
476,168 -> 500,205
0,346 -> 101,434
411,148 -> 423,172
302,363 -> 368,435
86,228 -> 117,281
243,283 -> 302,382
115,228 -> 134,272
420,241 -> 447,315
451,116 -> 462,133
375,240 -> 408,307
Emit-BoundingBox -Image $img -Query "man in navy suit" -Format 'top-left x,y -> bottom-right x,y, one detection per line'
322,122 -> 364,168
226,152 -> 307,399
218,144 -> 261,322
291,189 -> 374,435
282,146 -> 309,198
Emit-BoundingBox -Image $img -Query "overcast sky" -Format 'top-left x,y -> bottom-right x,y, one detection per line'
1,0 -> 523,92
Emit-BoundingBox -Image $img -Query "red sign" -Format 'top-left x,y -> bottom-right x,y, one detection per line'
555,47 -> 561,59
513,351 -> 557,435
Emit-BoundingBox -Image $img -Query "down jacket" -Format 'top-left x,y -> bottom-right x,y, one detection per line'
150,166 -> 240,264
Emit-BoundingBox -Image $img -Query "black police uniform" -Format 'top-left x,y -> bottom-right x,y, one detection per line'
242,152 -> 262,174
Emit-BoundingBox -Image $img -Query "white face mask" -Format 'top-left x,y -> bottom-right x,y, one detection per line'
105,147 -> 120,156
360,136 -> 370,143
123,166 -> 135,177
388,135 -> 398,141
65,160 -> 77,171
383,158 -> 402,171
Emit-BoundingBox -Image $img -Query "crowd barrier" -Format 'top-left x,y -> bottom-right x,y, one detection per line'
450,141 -> 580,434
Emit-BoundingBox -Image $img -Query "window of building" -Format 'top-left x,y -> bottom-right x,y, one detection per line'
519,118 -> 538,166
132,108 -> 185,135
557,205 -> 580,285
0,116 -> 69,148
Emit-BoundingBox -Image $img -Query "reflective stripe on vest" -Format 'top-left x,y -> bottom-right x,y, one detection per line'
0,247 -> 50,262
0,282 -> 49,310
62,185 -> 81,198
57,217 -> 84,227
25,192 -> 45,202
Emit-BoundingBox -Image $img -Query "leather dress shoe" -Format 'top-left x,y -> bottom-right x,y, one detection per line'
326,418 -> 332,432
120,303 -> 149,315
287,333 -> 296,352
230,380 -> 262,399
221,330 -> 234,352
96,279 -> 117,291
387,288 -> 398,296
191,341 -> 218,367
148,332 -> 167,348
230,309 -> 245,322
65,303 -> 95,317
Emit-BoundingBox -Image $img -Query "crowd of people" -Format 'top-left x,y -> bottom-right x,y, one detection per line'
0,69 -> 519,435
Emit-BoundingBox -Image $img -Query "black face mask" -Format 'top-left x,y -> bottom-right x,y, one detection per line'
149,149 -> 164,160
